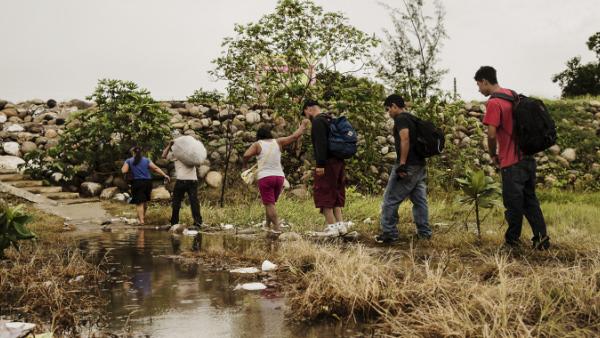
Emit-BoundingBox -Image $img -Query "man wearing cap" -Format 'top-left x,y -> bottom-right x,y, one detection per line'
301,100 -> 348,236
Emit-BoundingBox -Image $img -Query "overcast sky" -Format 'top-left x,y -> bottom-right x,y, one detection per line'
1,0 -> 598,102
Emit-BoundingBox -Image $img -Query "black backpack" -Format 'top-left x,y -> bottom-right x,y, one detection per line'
490,91 -> 557,155
405,114 -> 445,158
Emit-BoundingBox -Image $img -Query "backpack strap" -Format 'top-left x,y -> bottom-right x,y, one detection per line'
490,90 -> 520,104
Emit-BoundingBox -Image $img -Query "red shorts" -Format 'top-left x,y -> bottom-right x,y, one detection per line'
257,176 -> 285,205
313,158 -> 346,209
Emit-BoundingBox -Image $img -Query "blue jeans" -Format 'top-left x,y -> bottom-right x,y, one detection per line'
380,165 -> 431,239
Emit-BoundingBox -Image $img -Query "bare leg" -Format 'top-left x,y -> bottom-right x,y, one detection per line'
264,207 -> 272,228
136,203 -> 145,225
265,204 -> 280,231
333,207 -> 343,223
143,203 -> 148,221
322,208 -> 336,225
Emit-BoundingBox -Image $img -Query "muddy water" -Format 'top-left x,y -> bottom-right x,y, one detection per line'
77,229 -> 361,338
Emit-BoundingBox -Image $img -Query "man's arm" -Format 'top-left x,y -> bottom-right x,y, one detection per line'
487,125 -> 498,165
162,141 -> 174,159
399,129 -> 410,165
312,118 -> 329,175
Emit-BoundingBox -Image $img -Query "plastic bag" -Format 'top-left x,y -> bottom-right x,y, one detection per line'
171,136 -> 207,167
240,164 -> 257,185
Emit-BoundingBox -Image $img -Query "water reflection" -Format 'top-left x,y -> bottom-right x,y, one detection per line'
78,230 -> 346,337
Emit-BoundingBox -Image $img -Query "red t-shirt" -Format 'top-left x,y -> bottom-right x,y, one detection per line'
482,88 -> 520,168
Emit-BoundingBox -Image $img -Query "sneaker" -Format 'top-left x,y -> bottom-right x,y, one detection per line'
322,224 -> 340,236
336,222 -> 348,235
374,234 -> 399,244
533,236 -> 550,251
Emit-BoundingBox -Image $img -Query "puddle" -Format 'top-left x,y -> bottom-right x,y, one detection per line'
77,229 -> 364,337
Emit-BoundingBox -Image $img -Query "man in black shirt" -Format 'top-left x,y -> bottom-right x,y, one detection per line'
302,99 -> 348,236
375,94 -> 432,244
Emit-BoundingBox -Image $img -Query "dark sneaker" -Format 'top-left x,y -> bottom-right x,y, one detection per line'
501,240 -> 522,253
374,234 -> 399,244
533,236 -> 551,251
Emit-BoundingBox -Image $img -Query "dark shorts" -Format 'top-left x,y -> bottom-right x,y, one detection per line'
130,179 -> 153,204
313,158 -> 346,209
257,176 -> 285,205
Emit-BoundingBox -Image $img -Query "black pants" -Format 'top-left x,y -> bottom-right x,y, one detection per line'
501,157 -> 548,244
170,180 -> 202,226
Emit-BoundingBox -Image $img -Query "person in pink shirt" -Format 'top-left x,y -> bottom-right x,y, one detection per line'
475,66 -> 550,250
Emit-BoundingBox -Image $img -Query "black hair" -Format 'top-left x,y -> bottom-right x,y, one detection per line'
256,126 -> 273,140
474,66 -> 498,84
384,94 -> 405,108
301,99 -> 319,115
131,146 -> 142,165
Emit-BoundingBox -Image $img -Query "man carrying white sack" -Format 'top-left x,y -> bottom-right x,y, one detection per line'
162,135 -> 207,230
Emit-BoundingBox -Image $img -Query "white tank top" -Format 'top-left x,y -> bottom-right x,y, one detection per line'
256,139 -> 284,180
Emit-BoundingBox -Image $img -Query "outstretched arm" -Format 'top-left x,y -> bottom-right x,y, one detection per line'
121,161 -> 129,174
277,119 -> 310,148
149,162 -> 171,182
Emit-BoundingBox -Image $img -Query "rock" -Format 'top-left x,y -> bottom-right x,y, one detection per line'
1,108 -> 18,117
544,174 -> 557,186
0,100 -> 6,110
100,187 -> 119,200
69,99 -> 94,110
245,112 -> 261,124
113,193 -> 128,202
20,141 -> 37,154
198,165 -> 210,178
384,152 -> 397,161
205,171 -> 223,188
290,186 -> 308,199
380,146 -> 389,155
45,129 -> 58,138
556,156 -> 570,168
2,142 -> 20,156
80,182 -> 103,197
590,100 -> 600,108
0,113 -> 6,123
112,176 -> 129,190
50,172 -> 64,183
151,186 -> 171,200
592,163 -> 600,173
548,144 -> 560,155
5,124 -> 24,132
279,232 -> 302,241
0,155 -> 25,172
561,148 -> 576,162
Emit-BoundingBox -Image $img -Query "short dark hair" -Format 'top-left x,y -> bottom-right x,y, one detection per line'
474,66 -> 498,84
256,126 -> 273,140
301,99 -> 319,115
384,94 -> 405,108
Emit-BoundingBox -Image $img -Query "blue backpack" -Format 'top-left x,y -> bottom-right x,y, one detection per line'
328,116 -> 358,159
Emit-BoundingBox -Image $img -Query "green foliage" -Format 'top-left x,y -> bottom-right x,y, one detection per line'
455,169 -> 501,238
18,149 -> 64,180
211,0 -> 379,114
23,79 -> 171,178
187,88 -> 224,105
553,32 -> 600,97
0,201 -> 36,259
378,0 -> 448,101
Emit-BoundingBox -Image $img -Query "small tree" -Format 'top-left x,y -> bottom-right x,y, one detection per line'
210,0 -> 379,116
455,169 -> 501,239
23,79 -> 172,178
377,0 -> 448,102
187,88 -> 224,106
553,32 -> 600,97
0,201 -> 36,259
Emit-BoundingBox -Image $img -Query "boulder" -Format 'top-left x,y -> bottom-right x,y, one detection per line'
245,112 -> 261,124
0,100 -> 6,110
20,141 -> 37,154
0,155 -> 25,172
380,146 -> 389,155
5,124 -> 24,132
80,182 -> 103,197
548,144 -> 561,155
198,165 -> 210,178
151,186 -> 171,200
205,171 -> 223,188
100,187 -> 120,200
50,172 -> 64,184
2,142 -> 20,156
69,99 -> 94,110
556,156 -> 570,168
45,129 -> 58,138
290,186 -> 309,199
113,193 -> 128,203
1,108 -> 18,117
561,148 -> 576,162
0,113 -> 6,123
112,176 -> 129,190
590,100 -> 600,108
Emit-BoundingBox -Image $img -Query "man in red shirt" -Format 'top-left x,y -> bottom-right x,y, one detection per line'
475,66 -> 550,250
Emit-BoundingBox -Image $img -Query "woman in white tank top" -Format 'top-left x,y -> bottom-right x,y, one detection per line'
243,120 -> 310,235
